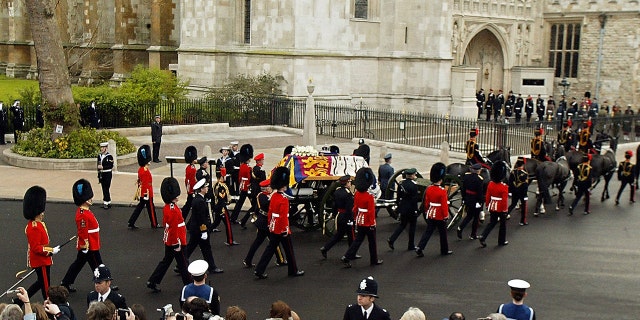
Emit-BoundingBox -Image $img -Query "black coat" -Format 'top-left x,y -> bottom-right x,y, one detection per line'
87,290 -> 127,309
188,193 -> 212,233
343,303 -> 390,320
461,172 -> 485,205
151,122 -> 163,141
397,179 -> 419,216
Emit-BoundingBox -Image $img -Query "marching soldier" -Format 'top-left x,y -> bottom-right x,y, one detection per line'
615,150 -> 636,205
10,100 -> 24,143
254,167 -> 305,278
61,179 -> 103,293
557,120 -> 574,152
0,102 -> 6,144
213,168 -> 237,246
185,179 -> 224,274
577,118 -> 594,154
508,158 -> 530,224
97,142 -> 114,209
387,168 -> 420,251
244,179 -> 287,267
457,163 -> 484,240
321,176 -> 355,258
530,127 -> 550,162
465,128 -> 491,169
569,154 -> 592,216
341,167 -> 382,267
232,144 -> 253,224
128,145 -> 159,229
23,186 -> 59,300
182,146 -> 198,220
195,156 -> 213,202
415,163 -> 452,257
479,161 -> 510,247
242,151 -> 266,228
147,177 -> 192,292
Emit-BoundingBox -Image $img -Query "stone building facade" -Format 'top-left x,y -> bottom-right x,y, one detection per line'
0,0 -> 638,115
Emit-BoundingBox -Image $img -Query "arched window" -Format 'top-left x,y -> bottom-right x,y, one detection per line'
355,0 -> 368,19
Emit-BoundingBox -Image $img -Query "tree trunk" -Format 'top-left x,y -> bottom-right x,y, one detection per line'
24,0 -> 79,130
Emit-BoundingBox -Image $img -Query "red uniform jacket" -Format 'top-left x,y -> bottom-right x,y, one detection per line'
75,208 -> 100,251
238,163 -> 251,192
185,164 -> 197,195
138,166 -> 154,198
25,220 -> 53,268
485,181 -> 509,213
268,192 -> 290,234
353,191 -> 376,227
424,184 -> 449,220
163,203 -> 187,247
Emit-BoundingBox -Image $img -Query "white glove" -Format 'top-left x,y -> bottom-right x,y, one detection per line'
524,197 -> 529,201
174,245 -> 181,252
143,194 -> 149,201
81,249 -> 89,254
475,203 -> 481,209
200,232 -> 208,240
508,193 -> 512,197
52,246 -> 60,255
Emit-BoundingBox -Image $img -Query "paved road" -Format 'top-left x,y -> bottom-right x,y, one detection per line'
1,188 -> 639,319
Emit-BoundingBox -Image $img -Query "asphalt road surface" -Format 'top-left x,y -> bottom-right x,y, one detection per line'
1,188 -> 639,319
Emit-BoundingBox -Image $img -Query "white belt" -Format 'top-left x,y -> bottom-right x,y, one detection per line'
100,169 -> 111,173
177,222 -> 185,227
272,213 -> 280,218
429,203 -> 441,207
358,208 -> 368,212
88,228 -> 100,233
490,197 -> 502,200
241,178 -> 249,180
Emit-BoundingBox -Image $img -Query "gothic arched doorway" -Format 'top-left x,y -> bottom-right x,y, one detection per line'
463,29 -> 504,91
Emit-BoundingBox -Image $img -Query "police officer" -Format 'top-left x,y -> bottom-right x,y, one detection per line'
497,279 -> 536,320
556,96 -> 566,130
10,100 -> 24,143
147,177 -> 192,292
0,102 -> 7,144
457,163 -> 484,240
321,176 -> 355,258
387,168 -> 419,251
530,127 -> 550,162
415,163 -> 452,257
151,115 -> 162,163
88,101 -> 100,129
615,150 -> 636,205
479,161 -> 509,247
378,153 -> 394,199
569,154 -> 592,216
97,142 -> 113,209
185,179 -> 223,274
508,157 -> 529,224
182,146 -> 198,220
343,276 -> 391,320
465,128 -> 490,169
87,264 -> 126,309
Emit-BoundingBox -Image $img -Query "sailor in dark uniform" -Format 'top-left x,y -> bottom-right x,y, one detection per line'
86,264 -> 126,309
185,179 -> 223,274
457,163 -> 485,240
569,154 -> 592,216
97,142 -> 114,209
342,276 -> 391,320
497,279 -> 536,320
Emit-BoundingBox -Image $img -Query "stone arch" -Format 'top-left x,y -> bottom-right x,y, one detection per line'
460,24 -> 510,91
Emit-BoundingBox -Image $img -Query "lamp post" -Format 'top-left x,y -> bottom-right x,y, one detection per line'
595,13 -> 607,101
302,79 -> 316,148
559,77 -> 570,98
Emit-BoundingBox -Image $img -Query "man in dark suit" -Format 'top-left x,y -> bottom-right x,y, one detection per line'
87,264 -> 126,309
0,102 -> 6,144
343,276 -> 390,320
88,101 -> 100,129
151,115 -> 162,162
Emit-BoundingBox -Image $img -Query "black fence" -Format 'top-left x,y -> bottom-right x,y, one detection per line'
7,98 -> 640,155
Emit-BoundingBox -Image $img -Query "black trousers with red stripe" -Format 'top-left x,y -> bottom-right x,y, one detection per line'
148,245 -> 191,286
255,233 -> 300,276
129,196 -> 158,227
27,265 -> 50,300
323,213 -> 355,252
61,250 -> 102,286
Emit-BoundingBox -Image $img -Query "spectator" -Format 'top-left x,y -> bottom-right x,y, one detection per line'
497,279 -> 536,320
179,260 -> 220,316
182,298 -> 210,320
130,304 -> 147,320
48,286 -> 77,320
0,304 -> 23,320
267,300 -> 292,320
30,303 -> 48,320
0,304 -> 7,316
225,306 -> 247,320
447,312 -> 465,320
342,276 -> 391,320
479,314 -> 506,320
399,307 -> 425,320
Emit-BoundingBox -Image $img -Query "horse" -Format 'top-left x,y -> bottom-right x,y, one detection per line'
520,140 -> 556,183
565,149 -> 616,202
534,156 -> 572,214
446,147 -> 511,184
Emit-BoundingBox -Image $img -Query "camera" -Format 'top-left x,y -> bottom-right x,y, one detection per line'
175,313 -> 185,320
117,308 -> 129,320
4,290 -> 19,298
157,304 -> 173,320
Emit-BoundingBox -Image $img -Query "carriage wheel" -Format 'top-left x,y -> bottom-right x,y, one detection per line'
319,181 -> 341,236
384,169 -> 424,219
444,174 -> 464,230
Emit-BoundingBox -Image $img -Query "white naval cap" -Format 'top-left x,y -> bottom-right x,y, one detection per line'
188,260 -> 209,276
100,142 -> 108,147
230,141 -> 239,145
507,279 -> 530,291
193,178 -> 208,190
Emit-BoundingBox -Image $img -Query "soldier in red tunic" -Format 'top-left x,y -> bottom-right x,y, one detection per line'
341,167 -> 383,268
231,144 -> 253,224
61,179 -> 103,293
23,186 -> 59,299
128,145 -> 159,229
182,146 -> 198,219
416,163 -> 452,257
254,167 -> 304,279
147,177 -> 192,292
479,161 -> 510,247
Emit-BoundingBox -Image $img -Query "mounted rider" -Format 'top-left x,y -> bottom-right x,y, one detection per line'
465,128 -> 491,170
557,119 -> 574,152
530,127 -> 551,162
577,117 -> 595,154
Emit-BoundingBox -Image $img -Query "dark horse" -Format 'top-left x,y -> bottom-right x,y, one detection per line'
565,149 -> 616,202
522,140 -> 556,182
534,156 -> 572,214
446,147 -> 511,184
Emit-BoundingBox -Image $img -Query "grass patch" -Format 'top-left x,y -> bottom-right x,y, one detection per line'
0,76 -> 38,103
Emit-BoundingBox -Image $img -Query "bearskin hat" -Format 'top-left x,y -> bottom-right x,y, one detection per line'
270,166 -> 290,190
161,177 -> 181,204
137,145 -> 152,167
72,179 -> 93,206
238,144 -> 254,163
354,167 -> 375,192
184,146 -> 198,163
23,186 -> 46,220
490,161 -> 508,183
584,91 -> 591,99
283,145 -> 294,157
430,162 -> 447,183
